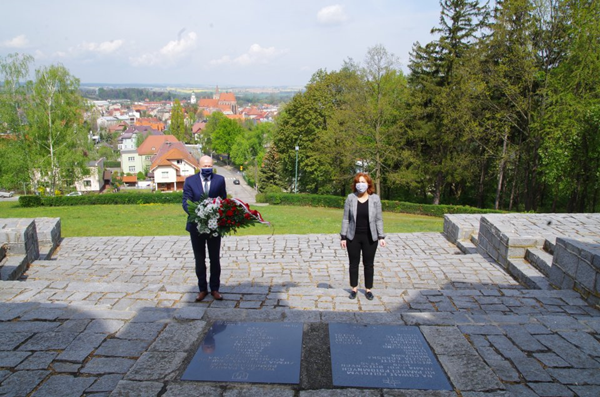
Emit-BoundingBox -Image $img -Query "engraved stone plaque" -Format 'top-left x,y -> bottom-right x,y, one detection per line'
329,323 -> 452,390
182,322 -> 303,384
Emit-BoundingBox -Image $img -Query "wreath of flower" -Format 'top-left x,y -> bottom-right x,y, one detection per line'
187,195 -> 269,237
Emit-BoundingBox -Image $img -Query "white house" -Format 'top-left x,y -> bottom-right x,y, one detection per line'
150,142 -> 199,191
120,149 -> 143,175
75,158 -> 108,193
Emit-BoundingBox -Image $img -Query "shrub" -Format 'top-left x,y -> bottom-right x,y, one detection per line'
104,161 -> 120,168
257,193 -> 504,217
17,192 -> 184,207
19,195 -> 43,208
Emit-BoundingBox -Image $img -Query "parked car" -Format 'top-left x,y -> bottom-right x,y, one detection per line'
66,191 -> 82,196
0,191 -> 14,198
233,179 -> 240,185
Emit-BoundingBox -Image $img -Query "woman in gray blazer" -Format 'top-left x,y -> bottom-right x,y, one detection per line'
340,173 -> 386,300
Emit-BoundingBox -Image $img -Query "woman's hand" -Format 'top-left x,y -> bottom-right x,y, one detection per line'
340,240 -> 347,249
379,239 -> 386,247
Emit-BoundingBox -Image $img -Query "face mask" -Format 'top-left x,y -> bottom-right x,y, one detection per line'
201,168 -> 213,177
356,182 -> 368,193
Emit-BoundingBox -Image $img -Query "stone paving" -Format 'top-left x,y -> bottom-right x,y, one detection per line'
1,231 -> 600,396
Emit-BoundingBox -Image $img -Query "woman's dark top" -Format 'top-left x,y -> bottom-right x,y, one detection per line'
355,199 -> 370,234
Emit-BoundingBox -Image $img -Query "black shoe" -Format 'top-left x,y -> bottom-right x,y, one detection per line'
365,291 -> 374,300
349,290 -> 357,299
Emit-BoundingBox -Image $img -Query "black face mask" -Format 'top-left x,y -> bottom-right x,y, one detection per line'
201,168 -> 213,178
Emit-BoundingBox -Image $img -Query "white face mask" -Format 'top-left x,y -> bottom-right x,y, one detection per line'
356,182 -> 368,193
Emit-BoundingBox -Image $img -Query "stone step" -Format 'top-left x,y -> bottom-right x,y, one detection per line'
0,254 -> 29,281
456,239 -> 478,255
525,248 -> 553,277
470,234 -> 479,245
507,258 -> 553,290
544,239 -> 555,255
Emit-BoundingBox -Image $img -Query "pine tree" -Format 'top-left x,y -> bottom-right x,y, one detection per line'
408,0 -> 489,204
258,145 -> 285,192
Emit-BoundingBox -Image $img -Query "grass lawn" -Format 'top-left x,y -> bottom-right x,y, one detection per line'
0,201 -> 443,237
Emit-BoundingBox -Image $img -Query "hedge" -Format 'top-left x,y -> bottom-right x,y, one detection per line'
18,191 -> 506,216
104,161 -> 121,168
255,193 -> 504,217
19,192 -> 184,207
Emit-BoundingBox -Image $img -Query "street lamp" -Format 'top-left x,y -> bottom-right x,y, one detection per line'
294,144 -> 299,194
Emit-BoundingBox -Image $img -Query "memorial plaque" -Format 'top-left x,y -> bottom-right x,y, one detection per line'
329,323 -> 452,390
182,322 -> 303,384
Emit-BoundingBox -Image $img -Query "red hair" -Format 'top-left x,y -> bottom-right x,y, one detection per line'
352,173 -> 375,195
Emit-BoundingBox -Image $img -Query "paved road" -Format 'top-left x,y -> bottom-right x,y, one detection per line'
0,194 -> 19,202
1,231 -> 599,396
215,164 -> 257,204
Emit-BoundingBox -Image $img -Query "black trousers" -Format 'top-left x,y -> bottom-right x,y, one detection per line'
190,231 -> 221,292
346,232 -> 378,289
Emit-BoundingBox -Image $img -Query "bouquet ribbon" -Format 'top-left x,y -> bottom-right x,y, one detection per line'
204,196 -> 270,225
230,198 -> 270,225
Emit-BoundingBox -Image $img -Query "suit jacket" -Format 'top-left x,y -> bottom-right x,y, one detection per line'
182,172 -> 227,232
340,193 -> 385,241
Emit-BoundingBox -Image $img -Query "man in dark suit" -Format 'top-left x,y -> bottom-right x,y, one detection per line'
183,155 -> 227,302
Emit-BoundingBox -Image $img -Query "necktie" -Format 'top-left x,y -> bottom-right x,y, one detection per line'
203,178 -> 209,194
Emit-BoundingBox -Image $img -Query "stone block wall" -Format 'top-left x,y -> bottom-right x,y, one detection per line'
0,218 -> 39,263
35,217 -> 61,258
476,215 -> 545,270
549,238 -> 600,307
35,217 -> 61,247
443,214 -> 481,244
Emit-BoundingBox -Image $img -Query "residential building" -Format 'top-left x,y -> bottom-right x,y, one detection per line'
118,126 -> 164,175
150,141 -> 199,191
97,116 -> 118,130
121,149 -> 142,175
118,126 -> 162,150
135,117 -> 165,131
137,135 -> 179,173
75,158 -> 110,193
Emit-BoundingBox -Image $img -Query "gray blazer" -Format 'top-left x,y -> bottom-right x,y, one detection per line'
340,193 -> 385,241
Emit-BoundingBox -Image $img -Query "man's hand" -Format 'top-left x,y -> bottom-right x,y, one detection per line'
340,240 -> 347,249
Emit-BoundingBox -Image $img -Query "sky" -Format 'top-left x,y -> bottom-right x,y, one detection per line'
1,0 -> 443,88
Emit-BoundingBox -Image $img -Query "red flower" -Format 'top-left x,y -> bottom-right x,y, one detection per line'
226,210 -> 234,217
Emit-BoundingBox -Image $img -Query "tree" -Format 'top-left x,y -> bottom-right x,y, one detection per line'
0,53 -> 34,192
26,64 -> 91,195
231,122 -> 273,190
209,114 -> 243,158
273,69 -> 358,194
341,46 -> 410,196
169,99 -> 186,142
473,0 -> 540,210
540,0 -> 600,211
135,132 -> 147,148
408,0 -> 489,204
1,55 -> 90,195
258,145 -> 285,192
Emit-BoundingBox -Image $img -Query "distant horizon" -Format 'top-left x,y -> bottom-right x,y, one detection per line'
80,82 -> 304,91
